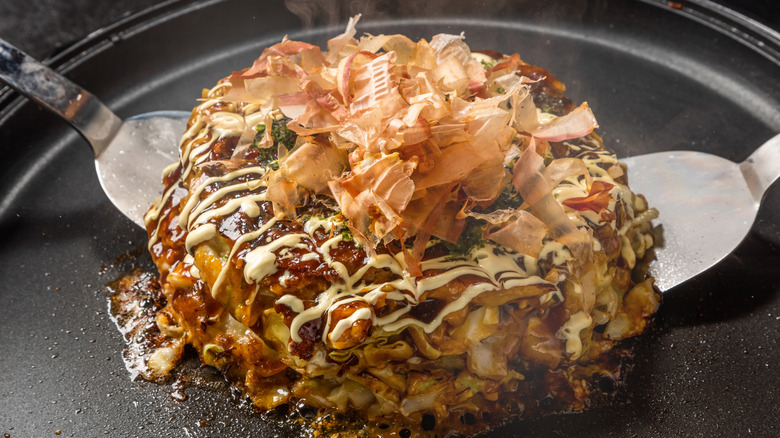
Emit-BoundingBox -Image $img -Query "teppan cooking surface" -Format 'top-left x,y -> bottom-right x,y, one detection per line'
1,0 -> 778,436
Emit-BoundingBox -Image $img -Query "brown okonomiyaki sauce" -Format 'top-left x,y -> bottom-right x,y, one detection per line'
106,23 -> 662,438
108,269 -> 641,437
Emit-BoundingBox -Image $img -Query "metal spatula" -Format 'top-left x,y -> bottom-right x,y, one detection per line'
2,38 -> 778,292
0,38 -> 189,227
622,135 -> 780,291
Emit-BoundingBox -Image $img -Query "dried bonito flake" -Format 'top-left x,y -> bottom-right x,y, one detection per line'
133,15 -> 659,438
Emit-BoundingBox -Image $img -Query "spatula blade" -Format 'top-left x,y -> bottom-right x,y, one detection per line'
623,151 -> 759,291
94,111 -> 189,228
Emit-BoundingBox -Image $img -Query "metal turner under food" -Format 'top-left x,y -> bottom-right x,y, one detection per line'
622,137 -> 779,291
0,37 -> 189,229
1,37 -> 777,292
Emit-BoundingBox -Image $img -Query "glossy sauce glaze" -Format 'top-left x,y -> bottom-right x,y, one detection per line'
146,79 -> 642,360
133,35 -> 660,436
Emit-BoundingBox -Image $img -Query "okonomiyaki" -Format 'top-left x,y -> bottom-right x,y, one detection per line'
134,17 -> 660,436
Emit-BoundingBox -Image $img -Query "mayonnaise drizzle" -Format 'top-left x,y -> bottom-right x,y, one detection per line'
244,234 -> 309,284
556,310 -> 592,359
329,307 -> 374,343
185,223 -> 217,253
152,86 -> 644,353
178,166 -> 266,230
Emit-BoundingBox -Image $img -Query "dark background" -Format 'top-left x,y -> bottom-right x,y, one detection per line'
1,0 -> 779,60
0,1 -> 778,438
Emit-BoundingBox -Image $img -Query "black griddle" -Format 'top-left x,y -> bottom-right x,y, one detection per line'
1,0 -> 778,436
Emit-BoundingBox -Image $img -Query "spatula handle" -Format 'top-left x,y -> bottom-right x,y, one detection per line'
740,133 -> 780,204
0,37 -> 121,157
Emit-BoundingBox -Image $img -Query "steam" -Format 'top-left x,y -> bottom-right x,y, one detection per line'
284,0 -> 375,28
283,0 -> 530,28
283,0 -> 598,29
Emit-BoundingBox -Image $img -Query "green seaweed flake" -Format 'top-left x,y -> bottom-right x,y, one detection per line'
484,184 -> 524,213
250,117 -> 297,166
443,217 -> 487,259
